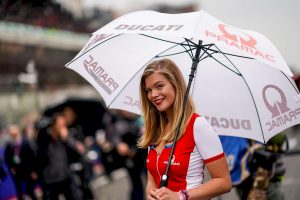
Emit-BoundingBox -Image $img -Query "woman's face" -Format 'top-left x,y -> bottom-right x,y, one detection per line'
144,72 -> 176,114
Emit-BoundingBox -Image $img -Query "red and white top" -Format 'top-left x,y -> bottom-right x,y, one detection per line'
146,113 -> 224,191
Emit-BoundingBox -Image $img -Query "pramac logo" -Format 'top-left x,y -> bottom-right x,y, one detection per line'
83,55 -> 119,94
83,34 -> 113,52
263,85 -> 290,118
205,24 -> 275,63
219,24 -> 257,49
263,84 -> 300,131
163,155 -> 180,166
123,96 -> 140,110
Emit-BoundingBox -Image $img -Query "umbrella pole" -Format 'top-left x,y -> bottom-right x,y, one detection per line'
160,40 -> 203,188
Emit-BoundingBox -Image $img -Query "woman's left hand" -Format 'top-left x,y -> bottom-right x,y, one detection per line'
153,187 -> 180,200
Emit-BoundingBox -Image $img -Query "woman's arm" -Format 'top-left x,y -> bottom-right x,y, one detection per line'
152,157 -> 231,200
188,156 -> 232,199
146,171 -> 160,200
188,116 -> 232,199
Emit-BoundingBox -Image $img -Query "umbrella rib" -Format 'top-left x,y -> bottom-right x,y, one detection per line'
204,55 -> 241,76
140,34 -> 188,45
211,44 -> 266,143
156,48 -> 196,58
281,71 -> 300,94
142,36 -> 198,60
184,38 -> 197,60
184,39 -> 217,61
199,44 -> 215,61
153,38 -> 195,59
106,39 -> 191,109
140,34 -> 201,50
208,44 -> 254,76
65,33 -> 124,67
106,64 -> 146,109
202,46 -> 254,60
180,39 -> 196,60
198,44 -> 242,75
184,38 -> 214,49
198,44 -> 253,67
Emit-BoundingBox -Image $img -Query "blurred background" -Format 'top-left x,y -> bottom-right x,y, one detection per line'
0,0 -> 300,200
0,0 -> 300,126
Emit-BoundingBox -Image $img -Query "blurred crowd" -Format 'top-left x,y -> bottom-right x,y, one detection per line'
1,1 -> 298,200
0,103 -> 147,200
0,98 -> 291,200
0,0 -> 113,33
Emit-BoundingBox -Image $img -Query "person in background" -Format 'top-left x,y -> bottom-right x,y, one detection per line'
4,124 -> 38,200
1,144 -> 18,200
62,106 -> 94,200
117,110 -> 147,200
138,59 -> 231,200
36,113 -> 83,200
100,110 -> 147,200
220,133 -> 287,200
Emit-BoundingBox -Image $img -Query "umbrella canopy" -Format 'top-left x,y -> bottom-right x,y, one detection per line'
41,98 -> 107,137
65,10 -> 300,143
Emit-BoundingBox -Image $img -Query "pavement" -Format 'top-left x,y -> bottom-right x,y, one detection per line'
90,128 -> 300,200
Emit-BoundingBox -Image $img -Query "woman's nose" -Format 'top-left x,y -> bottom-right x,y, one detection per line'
151,88 -> 159,97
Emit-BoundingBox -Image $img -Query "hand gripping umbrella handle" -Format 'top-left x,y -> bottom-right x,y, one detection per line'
159,40 -> 202,188
160,174 -> 169,188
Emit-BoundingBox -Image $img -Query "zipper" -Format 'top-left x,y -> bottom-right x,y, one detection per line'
152,144 -> 173,183
156,152 -> 161,181
151,145 -> 163,182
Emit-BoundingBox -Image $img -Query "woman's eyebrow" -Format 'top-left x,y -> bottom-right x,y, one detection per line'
145,81 -> 164,89
154,81 -> 164,86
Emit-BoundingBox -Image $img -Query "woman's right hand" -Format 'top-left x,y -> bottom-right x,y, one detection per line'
147,188 -> 159,200
148,187 -> 182,200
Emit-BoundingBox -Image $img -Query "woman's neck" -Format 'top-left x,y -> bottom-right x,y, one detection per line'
165,110 -> 173,124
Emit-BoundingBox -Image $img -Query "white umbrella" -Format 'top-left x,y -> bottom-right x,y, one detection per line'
65,10 -> 300,143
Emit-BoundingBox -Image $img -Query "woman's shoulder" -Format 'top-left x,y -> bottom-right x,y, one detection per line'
192,113 -> 207,122
187,113 -> 208,128
193,114 -> 215,132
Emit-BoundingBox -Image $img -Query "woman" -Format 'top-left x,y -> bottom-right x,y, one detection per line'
138,59 -> 232,200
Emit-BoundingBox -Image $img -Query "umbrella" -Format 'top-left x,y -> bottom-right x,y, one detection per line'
40,98 -> 107,137
65,10 -> 300,144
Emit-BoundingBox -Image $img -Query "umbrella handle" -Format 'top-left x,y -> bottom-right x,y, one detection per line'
159,40 -> 203,188
160,174 -> 168,187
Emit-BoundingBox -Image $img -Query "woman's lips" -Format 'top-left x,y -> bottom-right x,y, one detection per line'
154,98 -> 164,106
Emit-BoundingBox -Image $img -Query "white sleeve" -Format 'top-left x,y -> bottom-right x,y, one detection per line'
194,116 -> 224,163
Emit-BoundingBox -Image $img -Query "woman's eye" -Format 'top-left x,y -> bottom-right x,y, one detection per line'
156,84 -> 163,90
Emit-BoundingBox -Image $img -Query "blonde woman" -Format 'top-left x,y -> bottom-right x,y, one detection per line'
138,59 -> 231,200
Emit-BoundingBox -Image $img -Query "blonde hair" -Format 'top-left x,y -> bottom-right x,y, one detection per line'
138,59 -> 195,148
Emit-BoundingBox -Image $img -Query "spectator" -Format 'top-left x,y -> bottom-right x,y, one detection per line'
36,113 -> 83,200
62,106 -> 94,200
0,146 -> 18,200
220,133 -> 287,200
100,110 -> 147,200
4,124 -> 38,200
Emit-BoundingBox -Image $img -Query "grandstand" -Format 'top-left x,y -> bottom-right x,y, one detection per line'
0,0 -> 114,88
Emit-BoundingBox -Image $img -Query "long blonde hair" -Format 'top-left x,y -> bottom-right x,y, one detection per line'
138,59 -> 195,148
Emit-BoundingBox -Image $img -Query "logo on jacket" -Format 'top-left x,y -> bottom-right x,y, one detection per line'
163,155 -> 180,166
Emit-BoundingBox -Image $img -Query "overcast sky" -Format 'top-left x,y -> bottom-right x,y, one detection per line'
199,0 -> 300,73
57,0 -> 300,73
